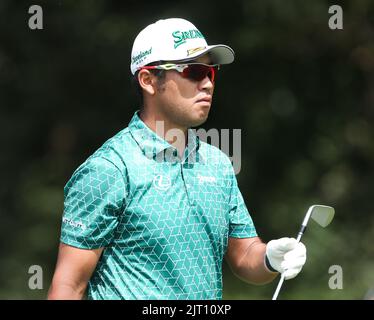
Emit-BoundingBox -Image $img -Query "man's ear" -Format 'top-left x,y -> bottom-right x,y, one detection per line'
138,69 -> 156,96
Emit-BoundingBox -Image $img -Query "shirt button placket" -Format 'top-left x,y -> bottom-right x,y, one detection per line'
181,162 -> 195,207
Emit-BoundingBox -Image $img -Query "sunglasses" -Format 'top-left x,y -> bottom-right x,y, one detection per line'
141,63 -> 219,82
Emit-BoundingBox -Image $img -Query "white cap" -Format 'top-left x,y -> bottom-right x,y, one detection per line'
130,18 -> 235,75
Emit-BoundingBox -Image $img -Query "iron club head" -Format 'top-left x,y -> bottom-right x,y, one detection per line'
310,205 -> 335,227
301,205 -> 335,228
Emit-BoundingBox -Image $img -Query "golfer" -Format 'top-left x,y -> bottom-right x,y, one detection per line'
48,18 -> 306,300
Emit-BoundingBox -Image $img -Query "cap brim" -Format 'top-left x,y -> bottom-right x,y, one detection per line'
178,44 -> 235,65
205,45 -> 235,65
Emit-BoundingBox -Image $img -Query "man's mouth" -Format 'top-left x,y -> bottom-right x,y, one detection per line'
196,96 -> 212,104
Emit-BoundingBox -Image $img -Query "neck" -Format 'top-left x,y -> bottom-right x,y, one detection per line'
139,108 -> 188,158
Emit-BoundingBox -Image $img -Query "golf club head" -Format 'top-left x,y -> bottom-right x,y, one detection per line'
310,205 -> 335,227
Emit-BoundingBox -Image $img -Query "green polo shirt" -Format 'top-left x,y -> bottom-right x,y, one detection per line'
60,111 -> 257,300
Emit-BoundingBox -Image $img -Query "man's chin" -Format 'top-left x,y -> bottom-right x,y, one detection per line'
189,113 -> 209,127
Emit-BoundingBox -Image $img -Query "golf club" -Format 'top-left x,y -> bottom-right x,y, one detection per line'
272,204 -> 335,300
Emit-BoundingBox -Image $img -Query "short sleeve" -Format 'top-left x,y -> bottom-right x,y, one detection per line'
227,166 -> 257,238
60,156 -> 126,249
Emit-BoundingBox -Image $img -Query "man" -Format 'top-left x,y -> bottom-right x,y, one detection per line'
48,18 -> 306,300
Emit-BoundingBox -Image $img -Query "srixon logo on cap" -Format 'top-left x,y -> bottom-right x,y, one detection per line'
172,29 -> 204,49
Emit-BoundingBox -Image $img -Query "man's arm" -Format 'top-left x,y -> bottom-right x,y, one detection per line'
225,236 -> 307,285
225,236 -> 278,285
47,243 -> 103,300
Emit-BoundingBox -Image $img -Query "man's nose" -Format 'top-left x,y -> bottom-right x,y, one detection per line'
199,76 -> 214,93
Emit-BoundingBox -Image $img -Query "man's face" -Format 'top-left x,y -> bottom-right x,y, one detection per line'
154,54 -> 215,128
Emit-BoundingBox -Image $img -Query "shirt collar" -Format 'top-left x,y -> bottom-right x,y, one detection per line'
128,111 -> 203,163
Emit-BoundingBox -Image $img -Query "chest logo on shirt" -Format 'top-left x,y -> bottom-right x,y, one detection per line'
197,174 -> 217,184
153,174 -> 172,191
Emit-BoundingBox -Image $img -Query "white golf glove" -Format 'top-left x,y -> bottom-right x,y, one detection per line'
265,237 -> 307,280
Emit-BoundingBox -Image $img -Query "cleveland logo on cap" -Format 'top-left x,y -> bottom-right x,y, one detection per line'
172,29 -> 204,49
132,47 -> 153,65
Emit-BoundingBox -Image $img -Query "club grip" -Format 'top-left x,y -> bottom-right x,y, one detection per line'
296,225 -> 307,242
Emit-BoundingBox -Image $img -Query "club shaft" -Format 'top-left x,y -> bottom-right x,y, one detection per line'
272,274 -> 285,300
272,228 -> 304,300
296,225 -> 306,242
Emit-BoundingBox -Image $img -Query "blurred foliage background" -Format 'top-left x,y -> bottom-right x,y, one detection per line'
0,0 -> 373,299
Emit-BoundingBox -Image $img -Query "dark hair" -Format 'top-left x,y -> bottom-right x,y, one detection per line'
131,61 -> 167,106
